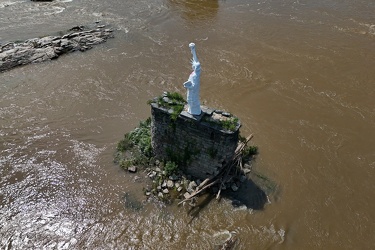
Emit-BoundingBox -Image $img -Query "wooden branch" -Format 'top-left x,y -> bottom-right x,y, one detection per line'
178,179 -> 219,205
178,134 -> 254,205
196,178 -> 210,190
216,185 -> 222,200
235,134 -> 253,154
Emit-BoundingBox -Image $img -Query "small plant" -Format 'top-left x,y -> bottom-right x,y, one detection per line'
202,114 -> 239,132
117,135 -> 132,152
115,118 -> 154,169
220,117 -> 239,132
164,161 -> 178,176
238,134 -> 247,143
247,145 -> 258,155
119,159 -> 132,170
238,132 -> 258,158
149,92 -> 186,122
243,145 -> 258,158
166,92 -> 185,103
127,118 -> 152,157
171,104 -> 184,121
131,151 -> 150,166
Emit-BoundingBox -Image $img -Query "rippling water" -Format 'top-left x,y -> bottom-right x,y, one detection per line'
1,0 -> 374,249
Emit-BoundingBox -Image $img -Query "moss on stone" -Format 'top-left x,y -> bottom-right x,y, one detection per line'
201,113 -> 240,132
148,92 -> 186,122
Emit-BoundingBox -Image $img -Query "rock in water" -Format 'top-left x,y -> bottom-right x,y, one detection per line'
128,166 -> 137,173
0,26 -> 114,72
187,181 -> 197,192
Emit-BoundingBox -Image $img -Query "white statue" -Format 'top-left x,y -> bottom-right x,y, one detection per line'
183,43 -> 202,115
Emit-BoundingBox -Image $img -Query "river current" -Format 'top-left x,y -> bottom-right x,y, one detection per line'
1,0 -> 374,249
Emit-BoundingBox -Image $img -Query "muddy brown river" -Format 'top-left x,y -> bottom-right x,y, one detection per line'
1,0 -> 374,249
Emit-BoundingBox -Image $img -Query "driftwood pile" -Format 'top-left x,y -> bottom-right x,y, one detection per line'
178,134 -> 253,205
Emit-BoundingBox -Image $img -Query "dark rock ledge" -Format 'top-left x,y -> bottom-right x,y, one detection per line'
0,25 -> 114,72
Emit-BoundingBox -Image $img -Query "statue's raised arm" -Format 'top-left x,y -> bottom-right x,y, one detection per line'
183,43 -> 202,115
190,42 -> 199,63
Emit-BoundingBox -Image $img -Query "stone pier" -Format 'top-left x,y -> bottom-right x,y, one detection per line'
150,94 -> 240,179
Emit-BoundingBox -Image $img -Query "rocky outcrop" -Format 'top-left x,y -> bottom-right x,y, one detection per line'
142,157 -> 253,204
0,26 -> 114,72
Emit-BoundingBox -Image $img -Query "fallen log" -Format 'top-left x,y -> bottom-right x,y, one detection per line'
178,179 -> 219,205
214,134 -> 253,199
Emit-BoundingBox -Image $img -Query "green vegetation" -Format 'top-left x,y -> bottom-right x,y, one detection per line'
220,117 -> 239,131
237,133 -> 259,176
165,92 -> 185,103
202,114 -> 239,132
238,134 -> 247,143
170,104 -> 184,121
244,145 -> 258,156
115,118 -> 153,169
164,161 -> 178,176
127,118 -> 152,157
148,92 -> 186,122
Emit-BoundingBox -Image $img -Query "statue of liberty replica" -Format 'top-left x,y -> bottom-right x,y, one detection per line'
183,43 -> 202,115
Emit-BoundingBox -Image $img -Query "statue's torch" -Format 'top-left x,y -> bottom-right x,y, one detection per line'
189,43 -> 199,63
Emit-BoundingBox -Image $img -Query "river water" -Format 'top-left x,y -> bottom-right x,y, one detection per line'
0,0 -> 374,249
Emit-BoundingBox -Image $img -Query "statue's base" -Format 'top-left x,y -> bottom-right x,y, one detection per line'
151,103 -> 241,179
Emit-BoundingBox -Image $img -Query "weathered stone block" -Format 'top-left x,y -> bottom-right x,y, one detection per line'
150,103 -> 240,179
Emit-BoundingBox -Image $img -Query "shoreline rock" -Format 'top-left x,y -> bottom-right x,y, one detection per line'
0,25 -> 114,72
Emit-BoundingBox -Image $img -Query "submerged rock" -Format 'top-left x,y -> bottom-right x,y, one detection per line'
231,183 -> 239,192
